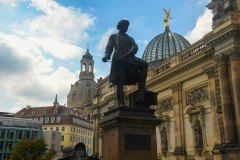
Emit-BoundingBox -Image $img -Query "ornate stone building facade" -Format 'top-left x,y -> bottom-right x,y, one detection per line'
67,48 -> 97,109
91,0 -> 240,159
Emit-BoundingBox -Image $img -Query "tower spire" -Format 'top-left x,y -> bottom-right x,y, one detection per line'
87,43 -> 90,53
53,94 -> 59,107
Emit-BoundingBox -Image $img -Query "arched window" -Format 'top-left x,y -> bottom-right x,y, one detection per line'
82,63 -> 86,71
72,93 -> 76,100
89,63 -> 93,72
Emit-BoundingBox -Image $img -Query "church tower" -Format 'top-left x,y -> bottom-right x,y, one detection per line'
67,48 -> 97,108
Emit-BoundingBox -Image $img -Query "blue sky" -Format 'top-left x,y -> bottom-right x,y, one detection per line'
0,0 -> 212,113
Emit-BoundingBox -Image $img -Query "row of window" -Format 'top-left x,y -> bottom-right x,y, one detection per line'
0,129 -> 41,160
43,126 -> 93,137
31,116 -> 61,124
72,118 -> 93,129
43,126 -> 65,132
70,127 -> 92,136
0,130 -> 39,140
0,141 -> 13,152
69,135 -> 92,145
21,110 -> 58,116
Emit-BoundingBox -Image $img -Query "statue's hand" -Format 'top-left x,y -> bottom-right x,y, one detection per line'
102,56 -> 108,63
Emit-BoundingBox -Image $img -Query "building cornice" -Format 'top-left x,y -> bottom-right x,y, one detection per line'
229,47 -> 240,61
209,24 -> 239,46
147,49 -> 213,88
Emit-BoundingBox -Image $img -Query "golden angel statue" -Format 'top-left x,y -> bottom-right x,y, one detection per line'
163,8 -> 171,28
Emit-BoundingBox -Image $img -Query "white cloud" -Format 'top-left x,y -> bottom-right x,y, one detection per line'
0,0 -> 94,112
0,46 -> 78,109
97,28 -> 115,52
185,9 -> 213,43
29,36 -> 84,60
0,0 -> 21,6
30,0 -> 95,41
10,106 -> 22,113
136,40 -> 149,45
25,0 -> 95,59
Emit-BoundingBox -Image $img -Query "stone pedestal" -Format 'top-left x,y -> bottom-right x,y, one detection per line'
100,107 -> 161,160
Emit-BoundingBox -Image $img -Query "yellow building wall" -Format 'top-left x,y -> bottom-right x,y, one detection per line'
42,124 -> 94,155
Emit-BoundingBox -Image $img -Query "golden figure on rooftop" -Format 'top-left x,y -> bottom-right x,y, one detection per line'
163,8 -> 171,28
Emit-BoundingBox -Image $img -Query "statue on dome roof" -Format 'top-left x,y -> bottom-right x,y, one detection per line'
163,8 -> 171,29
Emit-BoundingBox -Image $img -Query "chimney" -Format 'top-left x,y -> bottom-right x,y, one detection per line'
26,105 -> 31,110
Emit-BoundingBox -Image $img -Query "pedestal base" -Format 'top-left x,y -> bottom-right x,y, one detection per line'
100,107 -> 161,160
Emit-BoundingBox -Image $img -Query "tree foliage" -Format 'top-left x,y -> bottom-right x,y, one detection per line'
10,138 -> 56,160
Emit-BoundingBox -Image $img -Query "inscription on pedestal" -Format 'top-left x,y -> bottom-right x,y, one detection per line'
125,134 -> 151,149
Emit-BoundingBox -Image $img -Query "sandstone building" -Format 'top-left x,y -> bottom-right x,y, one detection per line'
91,0 -> 240,159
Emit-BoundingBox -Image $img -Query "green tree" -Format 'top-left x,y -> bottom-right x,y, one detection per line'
10,138 -> 56,160
39,148 -> 57,160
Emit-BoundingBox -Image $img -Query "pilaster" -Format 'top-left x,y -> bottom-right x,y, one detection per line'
92,113 -> 100,154
171,82 -> 185,158
215,53 -> 236,144
205,66 -> 222,145
229,49 -> 240,143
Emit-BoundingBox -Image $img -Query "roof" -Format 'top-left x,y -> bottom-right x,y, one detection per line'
82,48 -> 93,60
14,105 -> 93,130
0,116 -> 42,129
142,27 -> 190,63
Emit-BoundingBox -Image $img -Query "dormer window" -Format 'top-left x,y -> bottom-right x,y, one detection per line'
56,116 -> 61,123
39,117 -> 44,122
21,112 -> 25,116
54,110 -> 57,114
51,117 -> 55,123
43,111 -> 46,115
32,111 -> 36,115
45,117 -> 49,123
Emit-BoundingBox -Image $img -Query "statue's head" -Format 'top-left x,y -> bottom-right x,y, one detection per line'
117,19 -> 129,33
73,143 -> 86,160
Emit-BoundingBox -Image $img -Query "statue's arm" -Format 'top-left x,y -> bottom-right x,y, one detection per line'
130,37 -> 138,55
105,34 -> 115,58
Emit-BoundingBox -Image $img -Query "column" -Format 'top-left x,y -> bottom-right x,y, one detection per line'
215,53 -> 235,144
229,51 -> 240,143
98,129 -> 103,159
171,82 -> 185,157
205,67 -> 222,145
93,114 -> 100,154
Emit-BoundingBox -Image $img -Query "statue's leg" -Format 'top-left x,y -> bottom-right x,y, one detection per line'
117,84 -> 125,107
138,60 -> 148,91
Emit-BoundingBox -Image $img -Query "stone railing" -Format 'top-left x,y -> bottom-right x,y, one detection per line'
179,41 -> 207,62
153,62 -> 171,76
152,38 -> 209,77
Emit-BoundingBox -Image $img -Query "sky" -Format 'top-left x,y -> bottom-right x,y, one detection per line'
0,0 -> 212,113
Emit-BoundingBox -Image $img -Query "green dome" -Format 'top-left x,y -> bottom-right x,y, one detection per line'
142,28 -> 190,63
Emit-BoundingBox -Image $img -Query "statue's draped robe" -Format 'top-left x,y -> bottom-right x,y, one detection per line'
105,32 -> 140,85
